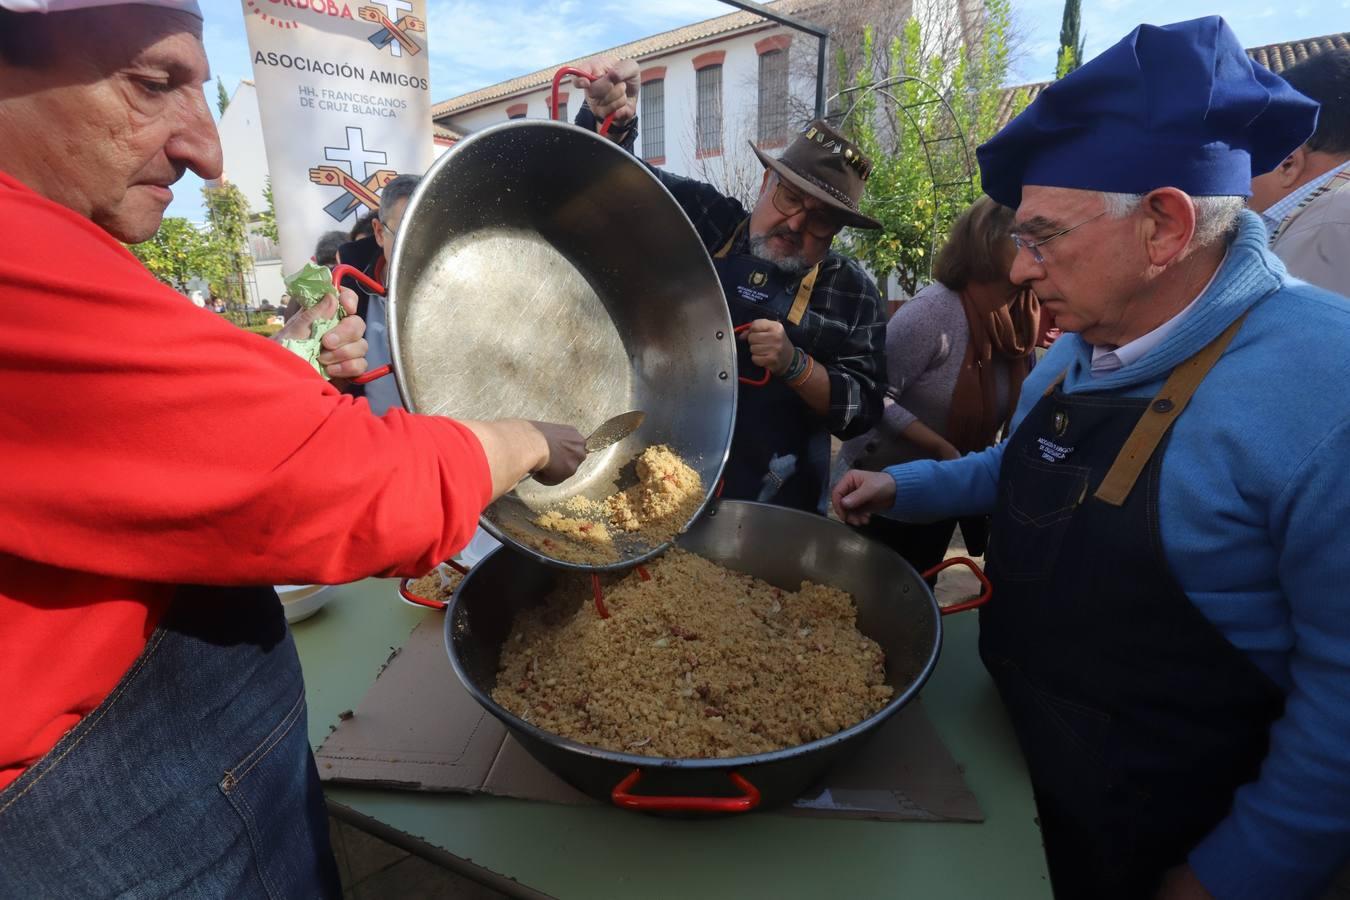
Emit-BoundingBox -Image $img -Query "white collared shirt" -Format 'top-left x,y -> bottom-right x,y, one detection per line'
1090,253 -> 1227,377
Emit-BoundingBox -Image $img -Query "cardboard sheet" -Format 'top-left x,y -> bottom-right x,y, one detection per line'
315,615 -> 983,822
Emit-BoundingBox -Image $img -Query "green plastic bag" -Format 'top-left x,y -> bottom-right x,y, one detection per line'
280,262 -> 344,377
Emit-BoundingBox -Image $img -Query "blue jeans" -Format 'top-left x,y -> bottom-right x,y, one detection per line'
0,586 -> 341,898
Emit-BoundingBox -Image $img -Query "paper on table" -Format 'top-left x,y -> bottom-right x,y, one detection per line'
315,614 -> 983,822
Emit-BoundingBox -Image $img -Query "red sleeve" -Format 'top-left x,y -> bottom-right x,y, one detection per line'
0,174 -> 493,585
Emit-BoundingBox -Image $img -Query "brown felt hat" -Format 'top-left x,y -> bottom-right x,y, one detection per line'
750,119 -> 882,231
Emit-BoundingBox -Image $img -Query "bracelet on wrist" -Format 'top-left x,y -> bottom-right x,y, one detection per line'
780,348 -> 806,381
786,353 -> 815,388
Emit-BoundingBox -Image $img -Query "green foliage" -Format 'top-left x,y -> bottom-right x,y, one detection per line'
216,78 -> 230,116
202,182 -> 254,318
127,217 -> 211,293
129,182 -> 261,326
838,0 -> 1029,297
1055,46 -> 1074,80
257,178 -> 279,243
1056,0 -> 1085,78
245,323 -> 283,337
217,309 -> 249,325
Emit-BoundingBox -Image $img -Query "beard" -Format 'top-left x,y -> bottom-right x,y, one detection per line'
748,226 -> 813,277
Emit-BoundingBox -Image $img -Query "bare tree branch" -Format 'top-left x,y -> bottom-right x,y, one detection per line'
684,86 -> 763,208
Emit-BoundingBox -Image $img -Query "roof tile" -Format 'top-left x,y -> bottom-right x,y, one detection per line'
1245,31 -> 1349,74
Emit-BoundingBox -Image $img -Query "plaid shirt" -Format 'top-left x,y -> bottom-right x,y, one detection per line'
647,167 -> 887,439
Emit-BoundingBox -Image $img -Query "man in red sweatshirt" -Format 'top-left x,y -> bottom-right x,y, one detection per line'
0,3 -> 586,895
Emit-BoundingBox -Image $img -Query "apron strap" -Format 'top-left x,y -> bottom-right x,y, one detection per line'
714,220 -> 747,259
786,264 -> 820,325
1093,313 -> 1249,507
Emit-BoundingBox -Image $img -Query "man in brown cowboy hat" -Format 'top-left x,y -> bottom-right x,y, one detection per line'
576,57 -> 886,512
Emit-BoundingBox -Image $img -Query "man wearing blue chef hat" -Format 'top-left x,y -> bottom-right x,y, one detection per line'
835,16 -> 1350,900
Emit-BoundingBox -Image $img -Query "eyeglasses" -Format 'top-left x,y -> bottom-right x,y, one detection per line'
770,183 -> 844,239
1009,210 -> 1107,264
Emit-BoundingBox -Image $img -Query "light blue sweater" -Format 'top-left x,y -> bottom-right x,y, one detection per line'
885,213 -> 1350,900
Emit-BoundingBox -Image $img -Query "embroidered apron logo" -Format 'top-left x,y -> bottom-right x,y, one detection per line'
1037,437 -> 1074,462
1053,410 -> 1069,436
719,256 -> 782,306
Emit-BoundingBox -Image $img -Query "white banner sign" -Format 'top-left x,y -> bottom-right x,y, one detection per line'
242,0 -> 433,274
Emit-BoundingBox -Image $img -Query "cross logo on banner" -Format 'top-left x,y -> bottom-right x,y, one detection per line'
359,0 -> 424,57
309,126 -> 397,222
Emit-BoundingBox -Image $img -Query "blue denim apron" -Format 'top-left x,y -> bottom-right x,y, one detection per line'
980,318 -> 1285,898
712,222 -> 826,512
0,586 -> 341,898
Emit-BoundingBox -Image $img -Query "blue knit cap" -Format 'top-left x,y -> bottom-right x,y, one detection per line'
977,16 -> 1320,208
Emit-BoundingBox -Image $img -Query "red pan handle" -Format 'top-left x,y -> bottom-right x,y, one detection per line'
589,567 -> 651,620
330,264 -> 393,385
398,577 -> 445,611
396,560 -> 469,611
922,556 -> 992,615
611,769 -> 761,813
332,263 -> 385,298
733,323 -> 771,387
591,573 -> 609,620
552,67 -> 616,136
351,368 -> 391,385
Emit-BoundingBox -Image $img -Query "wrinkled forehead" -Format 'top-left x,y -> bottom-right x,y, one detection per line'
1012,185 -> 1106,234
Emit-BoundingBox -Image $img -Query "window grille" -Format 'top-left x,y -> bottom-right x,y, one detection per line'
758,50 -> 789,144
641,79 -> 665,160
696,65 -> 723,155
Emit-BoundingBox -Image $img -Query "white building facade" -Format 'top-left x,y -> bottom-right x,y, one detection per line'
431,2 -> 834,209
430,0 -> 984,214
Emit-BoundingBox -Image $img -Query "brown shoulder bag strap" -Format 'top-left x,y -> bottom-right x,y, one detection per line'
1093,313 -> 1249,507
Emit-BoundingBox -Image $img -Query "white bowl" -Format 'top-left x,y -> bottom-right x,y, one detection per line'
397,564 -> 461,610
397,527 -> 501,610
275,584 -> 334,623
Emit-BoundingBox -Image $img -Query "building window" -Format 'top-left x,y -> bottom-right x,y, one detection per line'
506,102 -> 528,120
758,49 -> 789,145
552,99 -> 567,123
696,65 -> 723,156
641,78 -> 665,161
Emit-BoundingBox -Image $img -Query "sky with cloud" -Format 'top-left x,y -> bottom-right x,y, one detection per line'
170,0 -> 1348,222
